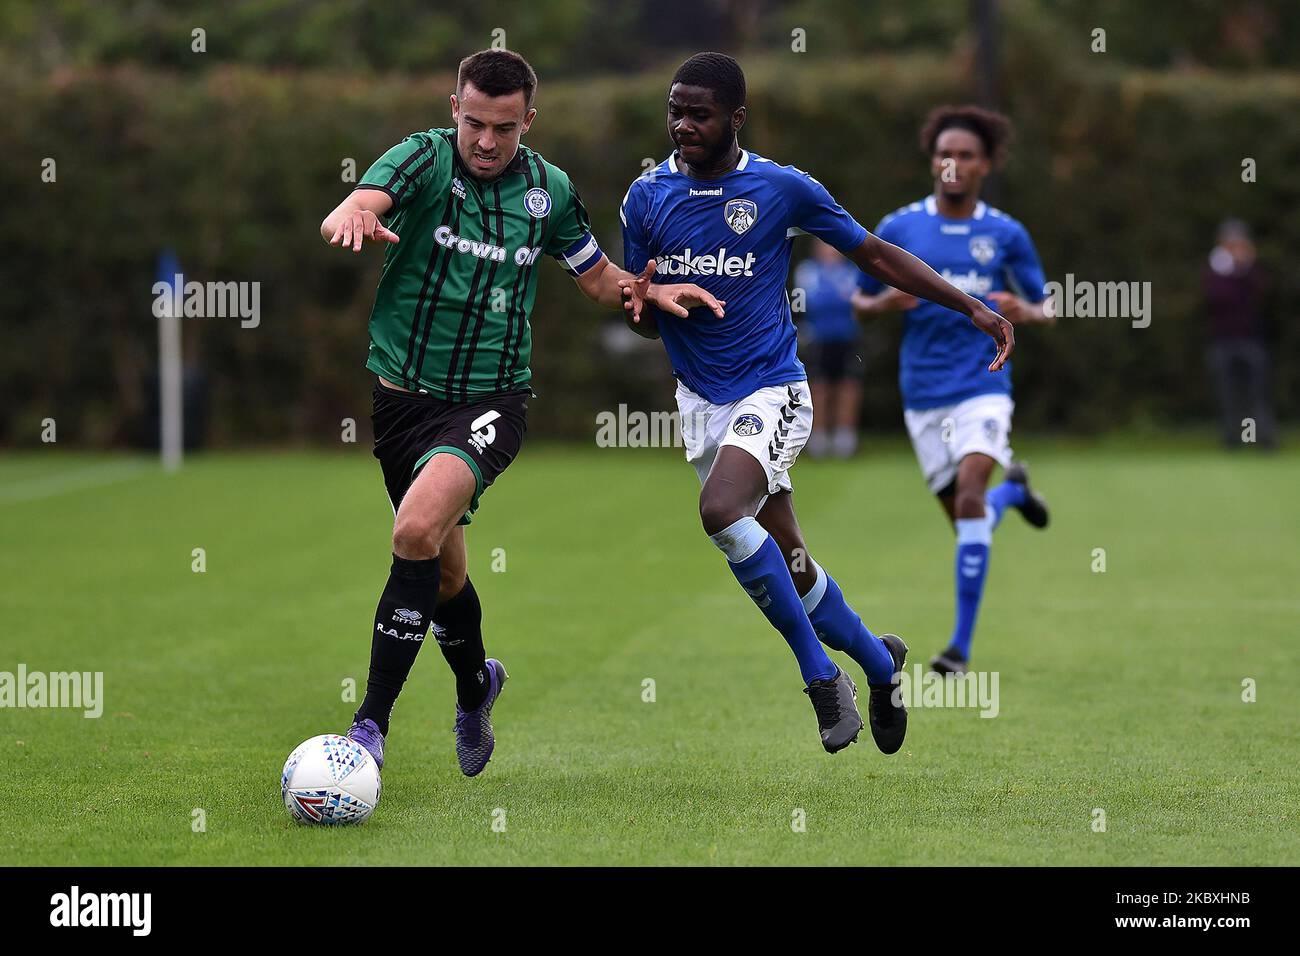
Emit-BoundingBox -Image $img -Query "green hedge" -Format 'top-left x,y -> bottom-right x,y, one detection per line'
2,44 -> 1297,445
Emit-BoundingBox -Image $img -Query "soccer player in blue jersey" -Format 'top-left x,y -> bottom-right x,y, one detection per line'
852,105 -> 1054,676
620,55 -> 1015,754
795,239 -> 866,459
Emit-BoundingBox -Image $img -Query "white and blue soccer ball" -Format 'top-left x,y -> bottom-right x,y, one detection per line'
281,734 -> 381,825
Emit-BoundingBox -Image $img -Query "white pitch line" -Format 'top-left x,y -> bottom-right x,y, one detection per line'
0,461 -> 151,505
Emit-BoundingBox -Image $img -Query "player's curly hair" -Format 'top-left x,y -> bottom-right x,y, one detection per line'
919,105 -> 1014,166
671,52 -> 747,113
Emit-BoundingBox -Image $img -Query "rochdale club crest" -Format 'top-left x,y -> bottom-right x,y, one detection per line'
732,413 -> 764,437
724,199 -> 758,235
523,187 -> 552,219
969,235 -> 997,266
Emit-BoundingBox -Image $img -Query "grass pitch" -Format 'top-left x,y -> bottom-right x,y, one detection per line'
2,439 -> 1297,865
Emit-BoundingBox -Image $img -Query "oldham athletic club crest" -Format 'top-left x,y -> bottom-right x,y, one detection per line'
523,187 -> 552,218
733,413 -> 763,436
724,199 -> 758,235
969,235 -> 997,265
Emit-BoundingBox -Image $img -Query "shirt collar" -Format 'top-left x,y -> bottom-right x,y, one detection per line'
925,195 -> 989,220
667,147 -> 749,176
452,143 -> 528,182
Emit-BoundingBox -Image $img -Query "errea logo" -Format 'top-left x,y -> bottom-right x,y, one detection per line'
655,248 -> 756,278
469,410 -> 501,453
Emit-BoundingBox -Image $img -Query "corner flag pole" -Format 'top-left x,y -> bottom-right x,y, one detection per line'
157,250 -> 183,472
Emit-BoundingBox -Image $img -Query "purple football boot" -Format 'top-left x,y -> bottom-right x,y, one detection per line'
453,659 -> 508,777
346,717 -> 385,771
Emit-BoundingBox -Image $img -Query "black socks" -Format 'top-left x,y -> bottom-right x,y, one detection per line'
433,577 -> 489,710
355,560 -> 491,731
355,554 -> 440,734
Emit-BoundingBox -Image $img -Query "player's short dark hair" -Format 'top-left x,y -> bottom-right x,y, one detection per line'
457,49 -> 538,107
671,52 -> 747,113
920,105 -> 1014,165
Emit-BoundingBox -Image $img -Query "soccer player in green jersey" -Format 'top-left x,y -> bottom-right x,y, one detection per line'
320,49 -> 721,778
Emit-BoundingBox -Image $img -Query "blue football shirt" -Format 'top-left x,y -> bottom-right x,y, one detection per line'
793,257 -> 861,344
621,149 -> 868,405
857,196 -> 1047,410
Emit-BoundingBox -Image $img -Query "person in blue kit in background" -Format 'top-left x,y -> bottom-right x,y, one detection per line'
853,104 -> 1054,677
794,238 -> 865,459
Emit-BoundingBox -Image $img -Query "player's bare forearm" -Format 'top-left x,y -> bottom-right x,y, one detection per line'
989,291 -> 1055,327
1026,299 -> 1055,326
850,234 -> 979,317
1017,298 -> 1053,326
572,257 -> 658,336
850,290 -> 879,316
851,288 -> 914,317
575,257 -> 636,310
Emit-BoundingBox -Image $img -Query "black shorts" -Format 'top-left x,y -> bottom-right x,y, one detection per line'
809,338 -> 864,384
371,379 -> 529,524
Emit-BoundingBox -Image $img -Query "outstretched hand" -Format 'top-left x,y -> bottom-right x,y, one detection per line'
618,259 -> 725,323
618,259 -> 658,326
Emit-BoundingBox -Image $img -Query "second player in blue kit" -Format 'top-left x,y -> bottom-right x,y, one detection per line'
854,105 -> 1055,675
620,54 -> 1017,754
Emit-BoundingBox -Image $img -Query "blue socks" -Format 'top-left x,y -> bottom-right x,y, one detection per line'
949,513 -> 994,658
714,481 -> 1028,675
985,479 -> 1027,530
801,564 -> 895,684
712,517 -> 837,684
947,481 -> 1027,658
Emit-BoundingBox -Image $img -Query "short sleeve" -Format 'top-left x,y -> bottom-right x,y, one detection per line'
546,178 -> 603,276
1004,222 -> 1047,303
356,133 -> 443,211
787,169 -> 868,254
620,178 -> 653,276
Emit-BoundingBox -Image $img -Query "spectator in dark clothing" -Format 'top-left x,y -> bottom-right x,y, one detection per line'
1203,219 -> 1276,449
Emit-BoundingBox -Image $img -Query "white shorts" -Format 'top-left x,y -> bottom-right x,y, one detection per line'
903,393 -> 1015,493
677,380 -> 814,495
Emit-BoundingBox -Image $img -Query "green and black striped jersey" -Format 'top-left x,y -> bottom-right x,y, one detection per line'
355,128 -> 601,401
